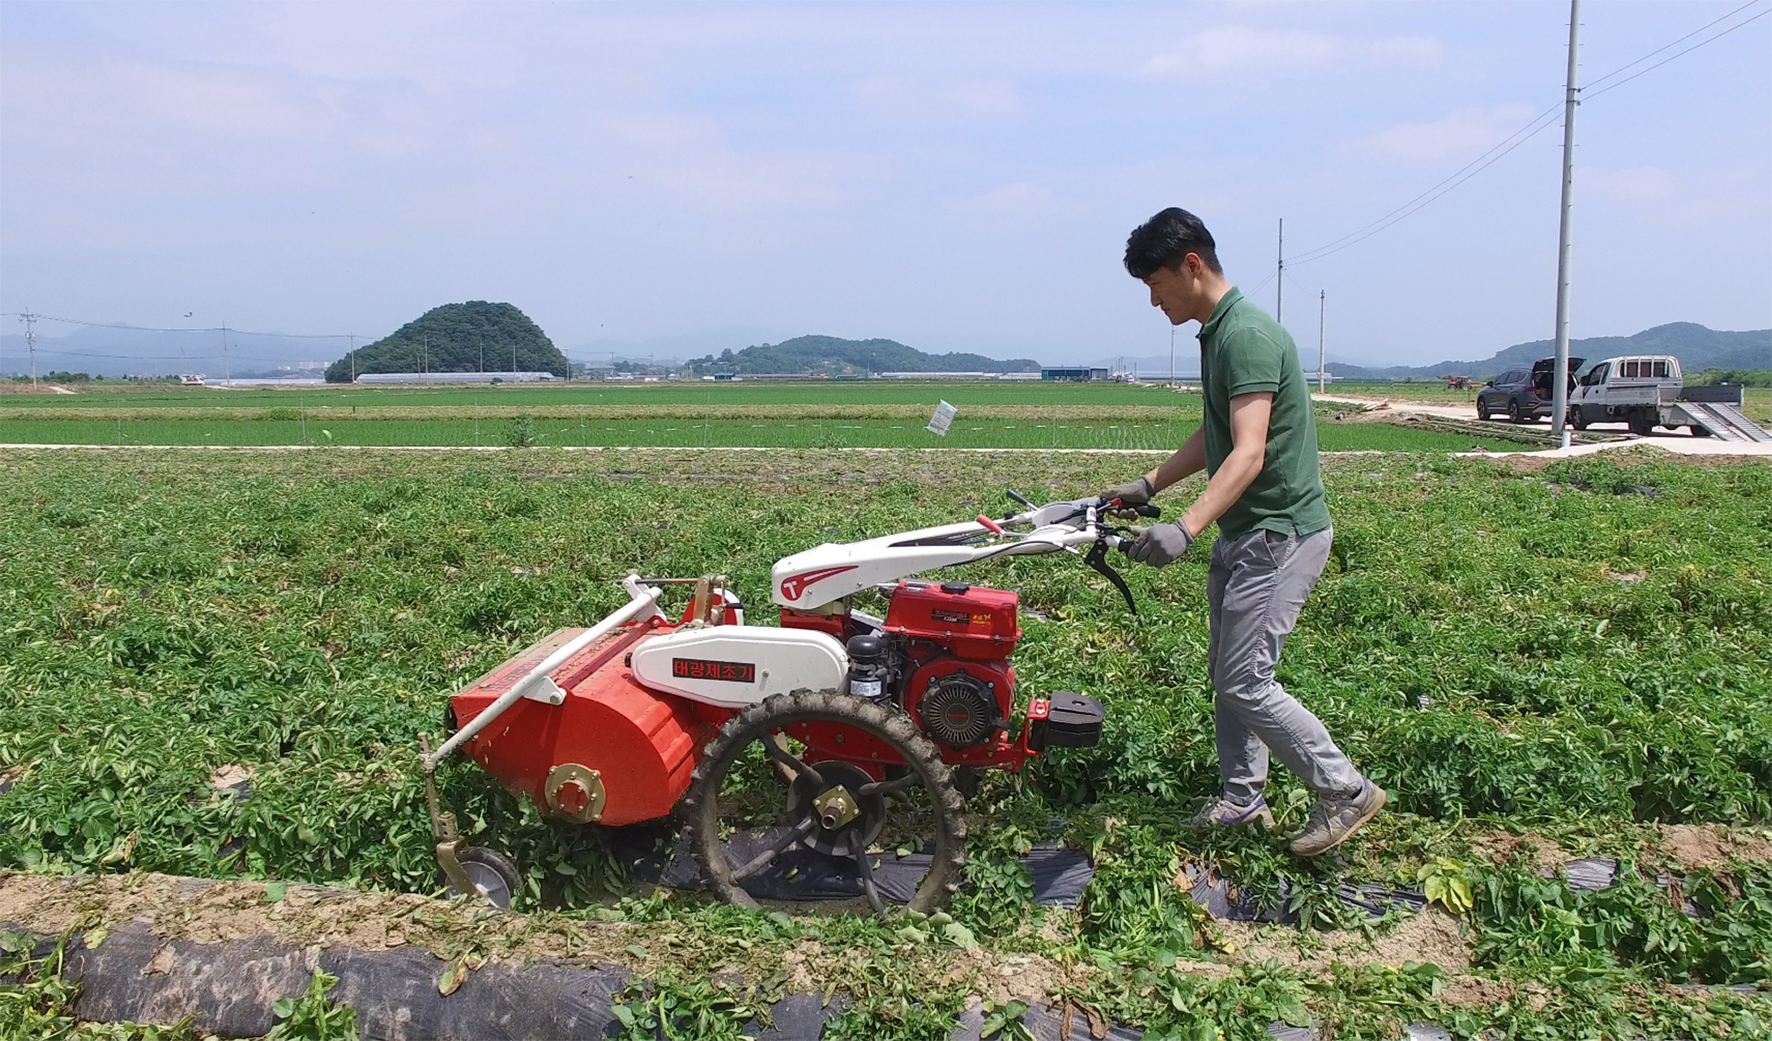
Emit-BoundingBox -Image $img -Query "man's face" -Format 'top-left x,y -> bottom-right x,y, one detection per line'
1141,256 -> 1203,325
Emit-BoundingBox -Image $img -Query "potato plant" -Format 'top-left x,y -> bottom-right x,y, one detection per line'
2,447 -> 1770,1038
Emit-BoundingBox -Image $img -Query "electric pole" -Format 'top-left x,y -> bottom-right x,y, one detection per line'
1551,0 -> 1581,448
222,324 -> 230,386
478,336 -> 484,373
1275,218 -> 1284,324
1169,326 -> 1175,386
348,335 -> 356,382
22,312 -> 38,389
1317,291 -> 1327,394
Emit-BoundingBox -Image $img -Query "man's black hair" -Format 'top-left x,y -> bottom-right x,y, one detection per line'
1124,207 -> 1222,279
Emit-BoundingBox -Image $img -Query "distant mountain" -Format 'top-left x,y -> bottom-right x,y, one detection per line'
568,326 -> 788,367
1329,323 -> 1771,380
0,325 -> 343,378
684,334 -> 1042,376
324,301 -> 567,382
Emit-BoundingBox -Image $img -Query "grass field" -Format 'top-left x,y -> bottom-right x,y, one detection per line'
2,447 -> 1770,1039
0,380 -> 1533,452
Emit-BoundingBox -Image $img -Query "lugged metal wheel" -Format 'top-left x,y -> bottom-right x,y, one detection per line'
681,690 -> 966,915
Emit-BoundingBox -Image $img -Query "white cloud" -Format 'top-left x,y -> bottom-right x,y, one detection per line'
1359,104 -> 1540,164
1139,26 -> 1440,79
588,111 -> 863,214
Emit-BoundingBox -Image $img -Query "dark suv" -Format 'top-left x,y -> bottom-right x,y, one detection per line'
1477,356 -> 1583,423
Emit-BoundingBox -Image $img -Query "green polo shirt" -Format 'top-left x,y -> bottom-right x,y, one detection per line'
1197,288 -> 1331,539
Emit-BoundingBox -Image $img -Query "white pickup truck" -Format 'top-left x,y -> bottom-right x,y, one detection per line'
1567,355 -> 1770,442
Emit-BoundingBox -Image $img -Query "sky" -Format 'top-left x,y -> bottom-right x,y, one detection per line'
1,1 -> 1768,369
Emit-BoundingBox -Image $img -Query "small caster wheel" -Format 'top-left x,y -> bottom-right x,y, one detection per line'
450,847 -> 521,909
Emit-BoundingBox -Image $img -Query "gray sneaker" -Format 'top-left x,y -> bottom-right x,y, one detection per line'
1289,779 -> 1386,856
1186,794 -> 1276,831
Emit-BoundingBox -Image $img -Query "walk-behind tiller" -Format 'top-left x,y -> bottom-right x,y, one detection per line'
419,491 -> 1152,914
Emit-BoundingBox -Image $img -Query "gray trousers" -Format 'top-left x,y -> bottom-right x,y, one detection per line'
1207,526 -> 1361,805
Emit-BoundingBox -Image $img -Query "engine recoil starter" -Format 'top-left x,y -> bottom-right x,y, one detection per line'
919,672 -> 1000,748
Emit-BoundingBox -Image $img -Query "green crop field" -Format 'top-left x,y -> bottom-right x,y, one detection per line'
2,446 -> 1770,1040
0,380 -> 1177,409
1319,381 -> 1484,403
0,415 -> 1485,452
0,380 -> 1528,452
1745,388 -> 1772,426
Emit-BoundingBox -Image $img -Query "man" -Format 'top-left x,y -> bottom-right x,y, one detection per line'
1105,207 -> 1383,856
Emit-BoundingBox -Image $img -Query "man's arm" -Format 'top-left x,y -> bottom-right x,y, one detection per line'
1176,392 -> 1271,537
1143,425 -> 1207,493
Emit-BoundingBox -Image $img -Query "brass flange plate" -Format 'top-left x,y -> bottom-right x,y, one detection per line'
544,763 -> 606,823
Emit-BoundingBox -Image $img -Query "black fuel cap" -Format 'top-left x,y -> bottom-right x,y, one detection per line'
939,582 -> 972,594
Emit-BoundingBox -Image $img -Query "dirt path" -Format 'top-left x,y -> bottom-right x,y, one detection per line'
1316,394 -> 1479,422
1317,394 -> 1772,459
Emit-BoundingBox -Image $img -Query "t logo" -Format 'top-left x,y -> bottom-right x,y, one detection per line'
778,565 -> 857,602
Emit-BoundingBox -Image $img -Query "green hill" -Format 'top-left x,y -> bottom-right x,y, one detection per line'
325,302 -> 567,382
1330,323 -> 1770,380
684,335 -> 1041,376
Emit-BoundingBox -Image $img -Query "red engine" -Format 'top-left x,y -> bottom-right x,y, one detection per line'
783,580 -> 1043,773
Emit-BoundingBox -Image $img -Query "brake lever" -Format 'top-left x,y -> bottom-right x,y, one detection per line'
1005,488 -> 1037,510
1100,496 -> 1161,520
1083,539 -> 1138,615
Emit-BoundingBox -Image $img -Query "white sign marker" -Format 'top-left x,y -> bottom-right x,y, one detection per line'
926,400 -> 957,437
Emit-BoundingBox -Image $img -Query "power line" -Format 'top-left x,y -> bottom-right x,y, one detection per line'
0,311 -> 363,340
1582,0 -> 1768,93
9,347 -> 318,363
1285,108 -> 1563,268
1282,0 -> 1770,267
1285,103 -> 1562,268
1586,5 -> 1770,101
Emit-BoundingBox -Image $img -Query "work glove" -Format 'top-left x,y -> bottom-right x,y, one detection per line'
1102,476 -> 1154,508
1126,521 -> 1195,568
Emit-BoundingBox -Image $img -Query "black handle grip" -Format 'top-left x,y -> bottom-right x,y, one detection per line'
1106,499 -> 1161,518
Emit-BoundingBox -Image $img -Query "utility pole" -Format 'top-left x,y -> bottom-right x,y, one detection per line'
348,335 -> 356,382
422,335 -> 429,375
22,311 -> 38,389
513,342 -> 517,374
1317,291 -> 1327,394
1275,218 -> 1284,324
1169,326 -> 1175,386
1551,0 -> 1581,449
222,324 -> 230,386
478,336 -> 484,373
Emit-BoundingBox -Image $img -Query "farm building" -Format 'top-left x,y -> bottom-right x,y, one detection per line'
1041,366 -> 1112,382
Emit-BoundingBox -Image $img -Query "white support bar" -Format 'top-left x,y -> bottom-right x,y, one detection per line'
423,580 -> 664,772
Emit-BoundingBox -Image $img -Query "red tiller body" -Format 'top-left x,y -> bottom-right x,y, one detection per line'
448,623 -> 729,827
453,581 -> 1047,832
